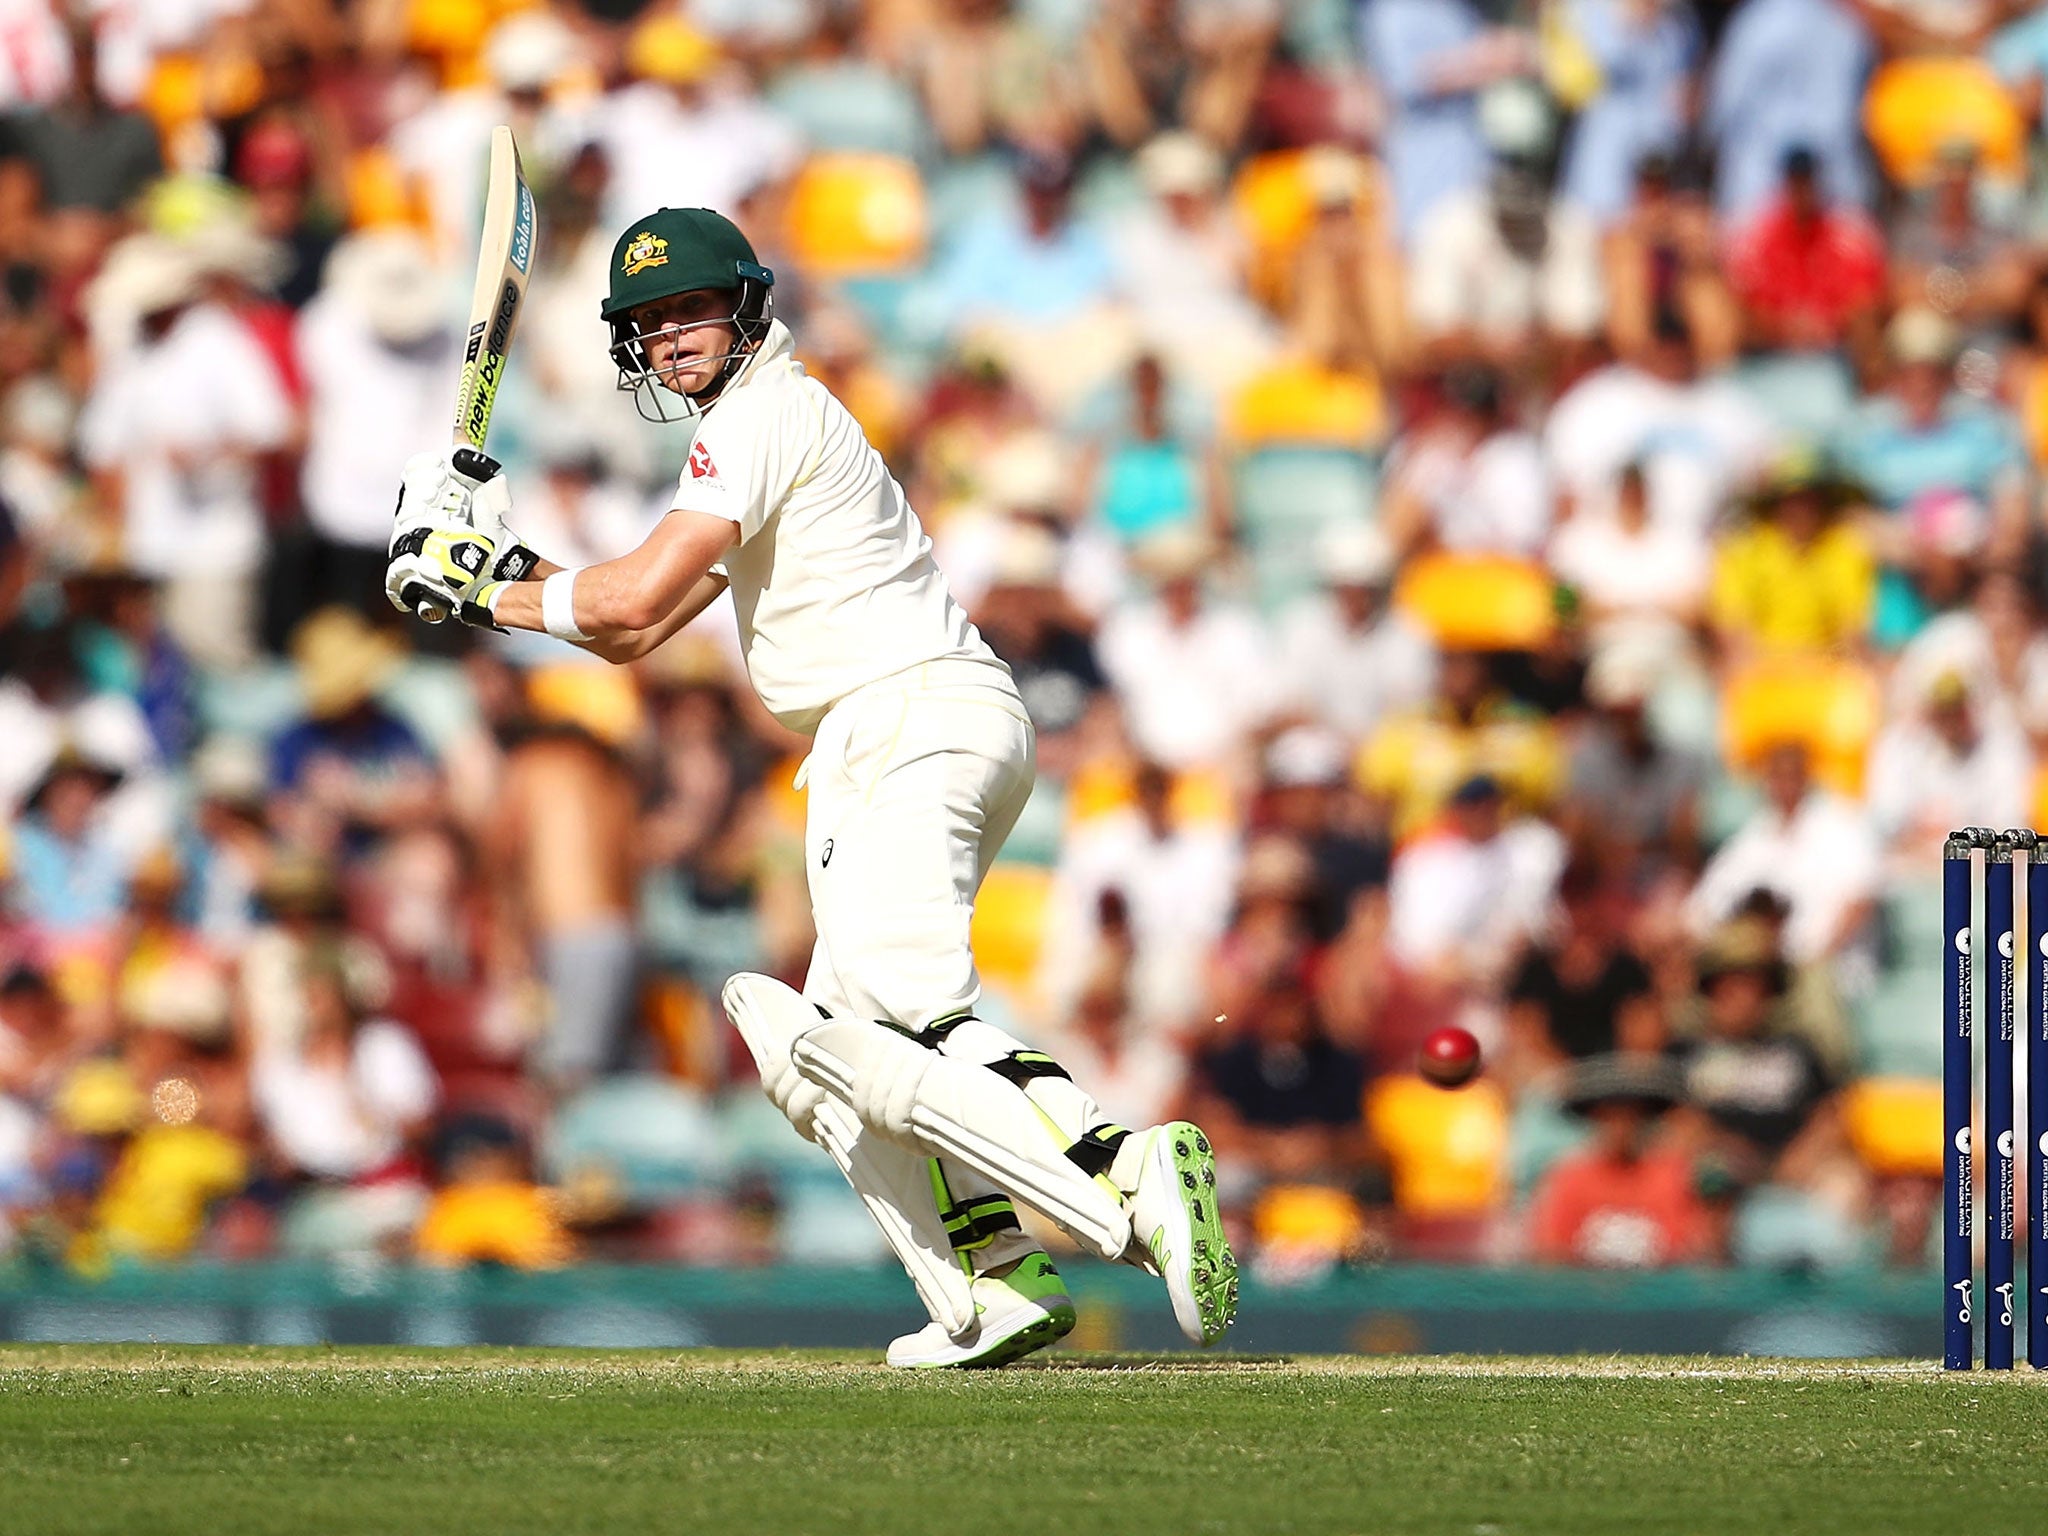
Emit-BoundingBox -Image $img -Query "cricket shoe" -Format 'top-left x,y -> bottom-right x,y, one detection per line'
885,1252 -> 1075,1369
1123,1120 -> 1236,1346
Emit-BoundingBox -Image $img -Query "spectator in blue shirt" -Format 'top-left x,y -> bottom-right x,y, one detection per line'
269,608 -> 437,855
1361,0 -> 1532,244
913,149 -> 1117,340
1833,307 -> 2028,534
1558,0 -> 1701,225
9,751 -> 137,940
1093,353 -> 1215,546
1991,2 -> 2048,140
1704,0 -> 1874,222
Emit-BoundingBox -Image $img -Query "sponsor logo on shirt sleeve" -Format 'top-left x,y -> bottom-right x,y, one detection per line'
687,440 -> 725,490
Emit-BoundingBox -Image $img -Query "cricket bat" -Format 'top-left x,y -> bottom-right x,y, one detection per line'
410,123 -> 539,621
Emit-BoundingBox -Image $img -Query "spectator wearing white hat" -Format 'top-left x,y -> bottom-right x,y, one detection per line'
1407,97 -> 1605,361
289,230 -> 461,621
590,14 -> 800,234
1039,761 -> 1242,1034
0,376 -> 77,543
971,520 -> 1109,777
1261,725 -> 1391,941
389,10 -> 592,260
77,235 -> 292,669
513,142 -> 674,491
481,433 -> 669,673
1866,668 -> 2032,874
497,432 -> 663,574
1276,521 -> 1436,743
1098,527 -> 1274,771
1687,742 -> 1879,966
1040,952 -> 1189,1134
1386,771 -> 1566,987
1546,459 -> 1709,648
1563,639 -> 1706,877
1110,132 -> 1276,396
931,429 -> 1081,613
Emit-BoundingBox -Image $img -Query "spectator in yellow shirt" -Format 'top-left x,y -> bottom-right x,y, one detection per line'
1710,451 -> 1874,657
415,1115 -> 575,1271
82,1057 -> 250,1262
1357,649 -> 1563,840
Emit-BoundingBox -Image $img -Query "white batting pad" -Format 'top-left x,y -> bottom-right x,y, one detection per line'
814,1098 -> 979,1335
722,972 -> 828,1142
723,973 -> 977,1335
792,1017 -> 1133,1261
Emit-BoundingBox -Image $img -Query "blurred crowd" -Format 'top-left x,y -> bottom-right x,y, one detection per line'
0,0 -> 2038,1284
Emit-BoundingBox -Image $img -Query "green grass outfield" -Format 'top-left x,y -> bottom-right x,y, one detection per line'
3,1348 -> 2045,1536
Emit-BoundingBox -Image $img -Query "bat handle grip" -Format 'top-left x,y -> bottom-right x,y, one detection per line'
405,449 -> 498,620
451,447 -> 503,486
401,580 -> 451,625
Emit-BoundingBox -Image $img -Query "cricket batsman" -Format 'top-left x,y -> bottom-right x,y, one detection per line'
384,207 -> 1236,1365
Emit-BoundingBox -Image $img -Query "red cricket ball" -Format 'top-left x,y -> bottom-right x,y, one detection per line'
1418,1025 -> 1482,1088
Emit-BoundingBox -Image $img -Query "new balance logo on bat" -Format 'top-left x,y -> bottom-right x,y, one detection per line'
488,280 -> 519,355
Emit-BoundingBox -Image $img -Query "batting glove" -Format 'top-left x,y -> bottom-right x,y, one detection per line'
444,448 -> 542,586
386,516 -> 497,625
387,449 -> 538,624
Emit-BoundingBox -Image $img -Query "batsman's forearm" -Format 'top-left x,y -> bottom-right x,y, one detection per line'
489,508 -> 737,650
585,571 -> 729,662
666,570 -> 730,630
491,559 -> 686,637
490,570 -> 728,662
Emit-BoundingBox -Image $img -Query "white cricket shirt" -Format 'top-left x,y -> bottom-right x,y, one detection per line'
669,320 -> 1003,734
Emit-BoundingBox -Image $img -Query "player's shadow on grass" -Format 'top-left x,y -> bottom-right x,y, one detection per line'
1011,1352 -> 1292,1371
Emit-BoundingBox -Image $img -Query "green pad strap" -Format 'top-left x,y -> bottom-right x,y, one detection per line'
1065,1123 -> 1132,1178
926,1157 -> 1022,1259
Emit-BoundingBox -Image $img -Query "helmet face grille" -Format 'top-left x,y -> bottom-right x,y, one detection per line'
608,278 -> 773,423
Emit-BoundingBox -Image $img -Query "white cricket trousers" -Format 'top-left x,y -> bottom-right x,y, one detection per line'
800,657 -> 1034,1030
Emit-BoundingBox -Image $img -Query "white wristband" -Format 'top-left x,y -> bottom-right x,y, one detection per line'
542,568 -> 591,643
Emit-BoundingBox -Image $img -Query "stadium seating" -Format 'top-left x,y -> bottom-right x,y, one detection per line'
1227,359 -> 1385,450
968,863 -> 1053,1002
1720,656 -> 1882,796
1253,1182 -> 1370,1262
1394,553 -> 1557,651
1864,57 -> 2025,186
543,1076 -> 729,1207
1235,447 -> 1378,612
1841,1078 -> 1943,1180
784,153 -> 929,277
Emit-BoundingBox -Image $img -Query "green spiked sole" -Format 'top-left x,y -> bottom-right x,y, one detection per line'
1148,1121 -> 1238,1345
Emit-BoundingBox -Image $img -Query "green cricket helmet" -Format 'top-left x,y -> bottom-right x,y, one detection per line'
601,207 -> 775,421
